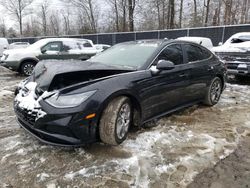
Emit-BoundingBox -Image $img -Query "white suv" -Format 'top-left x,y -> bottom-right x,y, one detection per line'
0,38 -> 98,76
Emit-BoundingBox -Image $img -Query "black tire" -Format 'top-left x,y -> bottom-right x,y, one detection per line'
203,77 -> 223,106
21,62 -> 35,76
99,96 -> 132,145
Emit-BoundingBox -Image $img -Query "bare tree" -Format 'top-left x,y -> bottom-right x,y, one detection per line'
179,0 -> 184,28
128,0 -> 136,31
62,0 -> 98,33
193,0 -> 197,26
223,0 -> 233,25
204,0 -> 211,26
61,8 -> 72,35
0,19 -> 7,37
49,11 -> 61,36
0,0 -> 34,36
37,0 -> 50,35
240,0 -> 249,24
107,0 -> 120,31
167,0 -> 175,29
212,0 -> 222,26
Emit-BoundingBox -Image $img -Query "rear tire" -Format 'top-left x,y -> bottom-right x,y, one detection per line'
21,62 -> 35,76
203,77 -> 222,106
99,96 -> 132,145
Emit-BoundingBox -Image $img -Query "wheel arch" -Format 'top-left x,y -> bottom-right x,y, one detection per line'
215,74 -> 225,89
97,90 -> 142,128
18,58 -> 39,72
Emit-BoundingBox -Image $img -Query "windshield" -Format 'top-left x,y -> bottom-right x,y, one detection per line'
26,39 -> 50,50
231,35 -> 250,43
89,41 -> 159,69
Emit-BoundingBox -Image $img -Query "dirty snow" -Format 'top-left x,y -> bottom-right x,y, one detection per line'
0,71 -> 250,187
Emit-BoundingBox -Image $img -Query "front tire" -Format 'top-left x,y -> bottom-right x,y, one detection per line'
203,77 -> 222,106
99,96 -> 132,145
21,62 -> 35,76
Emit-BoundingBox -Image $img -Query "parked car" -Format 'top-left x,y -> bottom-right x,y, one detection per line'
177,37 -> 213,49
0,38 -> 9,57
14,39 -> 226,146
0,38 -> 98,76
94,44 -> 111,52
9,42 -> 30,49
212,32 -> 250,78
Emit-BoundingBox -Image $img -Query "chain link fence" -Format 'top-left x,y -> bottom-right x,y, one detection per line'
8,24 -> 250,46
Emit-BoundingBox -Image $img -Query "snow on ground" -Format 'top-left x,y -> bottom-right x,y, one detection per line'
0,70 -> 250,187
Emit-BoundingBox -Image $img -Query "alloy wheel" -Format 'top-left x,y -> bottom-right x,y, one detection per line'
23,63 -> 34,76
210,79 -> 222,103
116,103 -> 131,140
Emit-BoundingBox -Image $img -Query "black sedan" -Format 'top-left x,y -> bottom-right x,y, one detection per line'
14,39 -> 227,146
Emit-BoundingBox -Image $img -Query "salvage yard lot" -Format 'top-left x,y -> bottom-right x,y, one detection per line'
0,66 -> 250,188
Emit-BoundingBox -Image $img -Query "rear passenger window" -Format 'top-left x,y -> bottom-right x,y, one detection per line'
63,41 -> 81,51
184,44 -> 212,62
157,44 -> 183,65
83,42 -> 92,47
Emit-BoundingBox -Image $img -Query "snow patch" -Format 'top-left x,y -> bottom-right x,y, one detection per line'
14,81 -> 56,121
37,173 -> 50,182
0,90 -> 13,98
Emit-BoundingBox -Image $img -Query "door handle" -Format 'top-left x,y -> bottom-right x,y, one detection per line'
179,73 -> 188,78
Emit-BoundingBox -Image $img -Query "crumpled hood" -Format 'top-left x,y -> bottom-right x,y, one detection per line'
32,60 -> 133,92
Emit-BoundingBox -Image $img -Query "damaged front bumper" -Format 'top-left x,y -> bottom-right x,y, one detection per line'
14,101 -> 98,146
14,82 -> 99,146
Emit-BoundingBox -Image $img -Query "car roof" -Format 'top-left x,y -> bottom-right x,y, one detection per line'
118,39 -> 208,48
231,32 -> 250,38
38,38 -> 92,43
177,36 -> 211,41
118,39 -> 173,46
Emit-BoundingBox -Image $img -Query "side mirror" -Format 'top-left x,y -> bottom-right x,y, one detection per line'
218,42 -> 223,46
156,60 -> 175,70
41,49 -> 47,54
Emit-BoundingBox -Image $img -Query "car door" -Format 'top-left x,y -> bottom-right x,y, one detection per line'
38,41 -> 62,60
183,43 -> 214,101
139,43 -> 191,120
59,41 -> 93,60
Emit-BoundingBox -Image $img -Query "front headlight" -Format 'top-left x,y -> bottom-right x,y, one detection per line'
45,90 -> 97,108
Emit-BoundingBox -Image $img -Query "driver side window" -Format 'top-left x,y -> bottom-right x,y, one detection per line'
42,42 -> 62,52
157,44 -> 183,65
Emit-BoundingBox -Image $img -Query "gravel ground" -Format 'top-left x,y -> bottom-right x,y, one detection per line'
0,66 -> 250,188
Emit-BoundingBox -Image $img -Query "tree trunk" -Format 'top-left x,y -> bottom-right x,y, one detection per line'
114,0 -> 119,31
193,0 -> 197,27
169,0 -> 175,29
18,0 -> 22,36
156,0 -> 161,29
224,0 -> 232,25
179,0 -> 183,28
88,0 -> 96,33
128,0 -> 135,31
204,0 -> 211,26
122,0 -> 126,31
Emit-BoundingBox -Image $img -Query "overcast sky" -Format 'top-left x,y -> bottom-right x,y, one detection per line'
1,0 -> 67,28
1,0 -> 108,30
